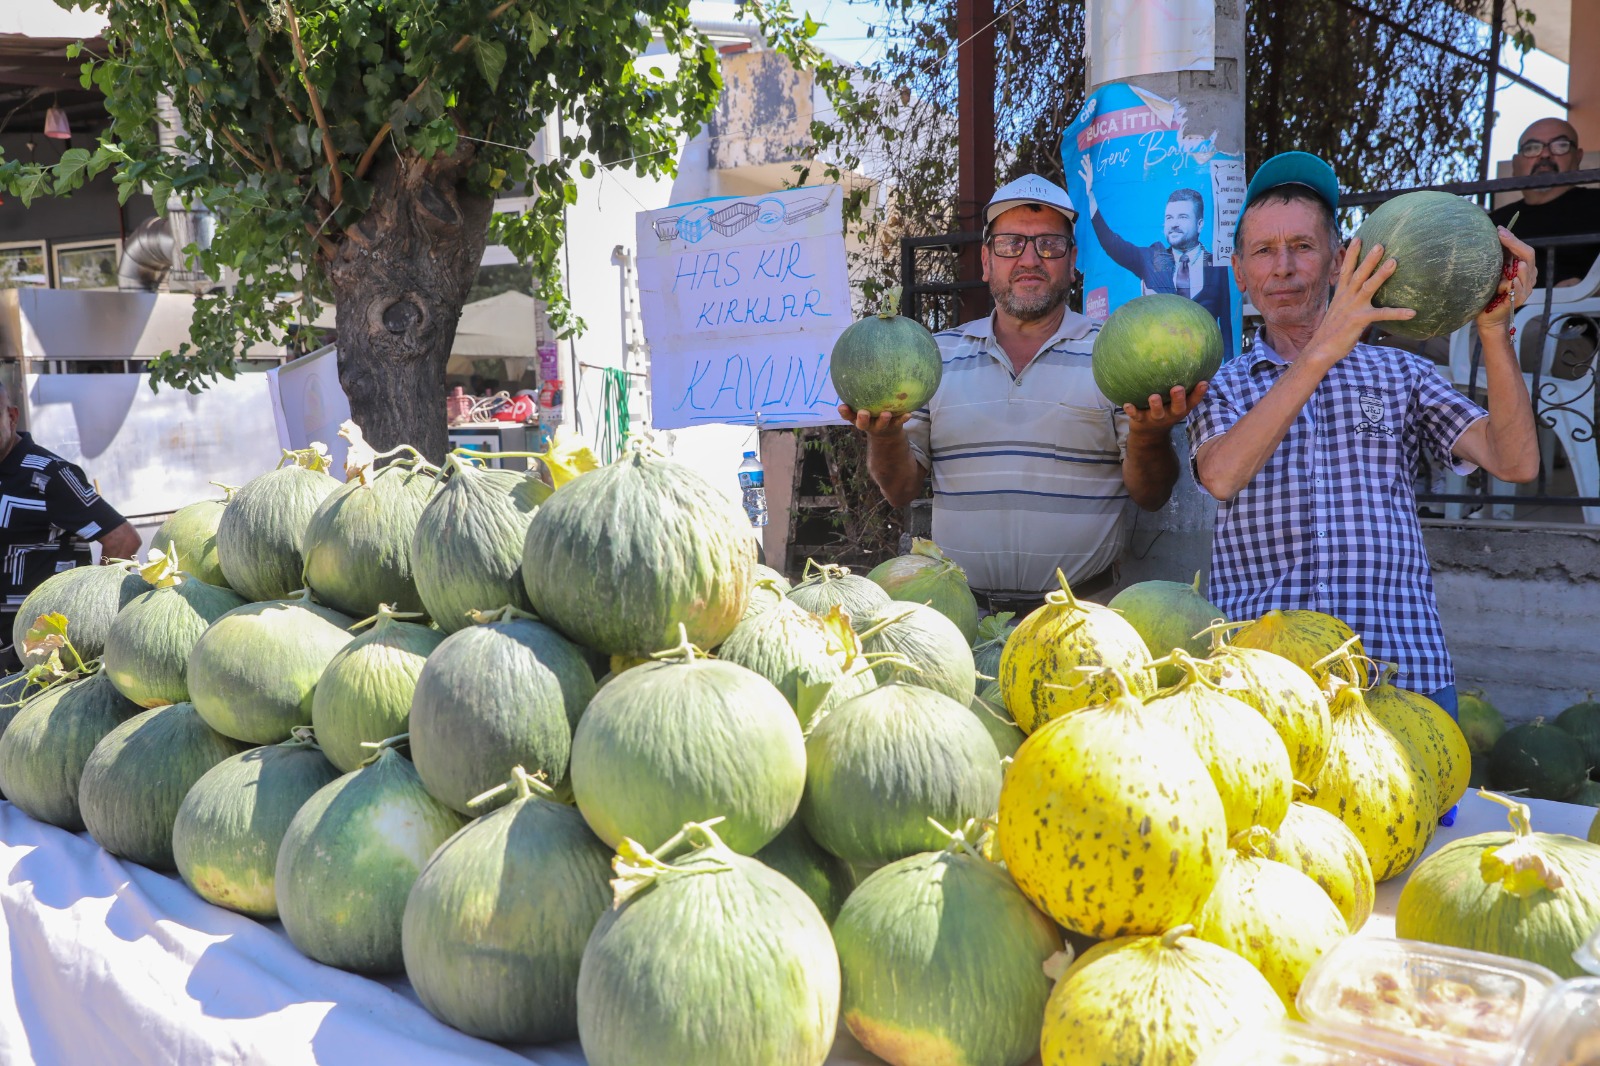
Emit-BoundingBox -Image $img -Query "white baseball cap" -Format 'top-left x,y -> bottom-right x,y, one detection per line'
984,174 -> 1078,228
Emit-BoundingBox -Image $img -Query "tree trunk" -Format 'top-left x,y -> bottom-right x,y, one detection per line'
321,145 -> 494,461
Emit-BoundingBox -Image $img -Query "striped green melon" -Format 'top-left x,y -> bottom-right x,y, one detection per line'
1040,926 -> 1285,1065
1459,688 -> 1507,755
829,310 -> 942,415
1091,293 -> 1222,409
971,612 -> 1016,681
834,838 -> 1063,1066
1488,719 -> 1586,801
802,680 -> 1001,866
310,608 -> 444,772
998,683 -> 1227,938
408,610 -> 593,816
866,539 -> 979,644
1107,573 -> 1219,687
742,566 -> 792,623
716,600 -> 878,729
576,822 -> 840,1066
171,734 -> 341,917
1555,699 -> 1600,778
151,491 -> 232,589
402,768 -> 614,1043
12,563 -> 152,668
78,702 -> 250,869
1397,792 -> 1600,978
101,553 -> 248,708
0,672 -> 141,829
1192,831 -> 1349,1011
275,745 -> 468,974
522,449 -> 754,657
303,460 -> 438,618
411,456 -> 550,633
860,601 -> 977,705
753,818 -> 854,925
569,635 -> 804,854
216,451 -> 341,601
1355,190 -> 1503,340
969,689 -> 1027,759
787,561 -> 891,631
186,593 -> 355,744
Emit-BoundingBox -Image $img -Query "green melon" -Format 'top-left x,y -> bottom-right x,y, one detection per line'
860,601 -> 977,705
1570,780 -> 1600,807
310,608 -> 444,773
275,745 -> 468,974
1488,719 -> 1587,801
522,448 -> 754,658
0,672 -> 141,830
78,702 -> 251,869
1554,700 -> 1600,778
753,818 -> 854,925
969,689 -> 1027,759
568,635 -> 804,854
1354,189 -> 1503,340
303,460 -> 438,618
101,554 -> 248,708
1107,573 -> 1219,688
576,822 -> 840,1066
1091,293 -> 1222,409
411,456 -> 550,633
1459,689 -> 1507,755
171,734 -> 342,917
186,593 -> 356,744
802,680 -> 1002,866
402,768 -> 613,1043
834,839 -> 1063,1066
971,613 -> 1017,682
409,610 -> 594,816
829,310 -> 943,415
787,560 -> 892,631
12,563 -> 152,668
715,599 -> 877,730
215,452 -> 342,602
865,539 -> 980,644
151,493 -> 232,589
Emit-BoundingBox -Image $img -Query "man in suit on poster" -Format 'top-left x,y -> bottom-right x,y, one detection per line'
1078,156 -> 1237,360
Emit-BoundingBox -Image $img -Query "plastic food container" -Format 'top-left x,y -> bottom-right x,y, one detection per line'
1509,977 -> 1600,1066
1194,1019 -> 1451,1065
1574,921 -> 1600,977
1297,937 -> 1560,1066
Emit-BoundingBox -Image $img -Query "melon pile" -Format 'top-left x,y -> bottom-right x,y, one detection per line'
0,428 -> 1565,1066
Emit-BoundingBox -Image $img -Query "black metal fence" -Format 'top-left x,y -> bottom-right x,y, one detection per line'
897,171 -> 1600,524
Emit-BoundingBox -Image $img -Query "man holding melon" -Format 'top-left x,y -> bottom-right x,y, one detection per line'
841,174 -> 1198,615
1189,152 -> 1540,713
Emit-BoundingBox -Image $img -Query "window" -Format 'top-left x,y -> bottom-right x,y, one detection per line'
53,239 -> 123,291
0,242 -> 49,289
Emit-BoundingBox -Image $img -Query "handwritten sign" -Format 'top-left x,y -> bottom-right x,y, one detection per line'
636,185 -> 850,429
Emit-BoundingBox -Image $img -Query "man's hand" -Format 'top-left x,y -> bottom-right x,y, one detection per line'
1077,156 -> 1097,212
838,404 -> 911,438
1124,383 -> 1208,436
1476,227 -> 1537,333
96,521 -> 141,562
1305,237 -> 1415,367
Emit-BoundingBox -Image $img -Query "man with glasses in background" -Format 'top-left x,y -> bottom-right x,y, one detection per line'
1488,118 -> 1600,380
839,174 -> 1201,614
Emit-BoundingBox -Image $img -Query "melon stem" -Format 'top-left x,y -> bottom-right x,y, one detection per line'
1160,925 -> 1196,948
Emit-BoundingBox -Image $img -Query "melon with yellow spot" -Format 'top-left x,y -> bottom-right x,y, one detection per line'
1225,609 -> 1368,686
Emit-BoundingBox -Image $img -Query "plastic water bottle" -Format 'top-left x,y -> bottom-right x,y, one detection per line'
737,451 -> 768,528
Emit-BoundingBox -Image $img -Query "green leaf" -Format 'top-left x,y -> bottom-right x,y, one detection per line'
472,37 -> 507,91
51,148 -> 94,193
14,167 -> 50,207
579,159 -> 595,179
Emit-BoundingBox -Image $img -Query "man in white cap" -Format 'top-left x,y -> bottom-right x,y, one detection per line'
1189,151 -> 1539,716
839,173 -> 1201,614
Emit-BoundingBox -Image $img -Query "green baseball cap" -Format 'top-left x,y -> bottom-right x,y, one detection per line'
1242,151 -> 1340,214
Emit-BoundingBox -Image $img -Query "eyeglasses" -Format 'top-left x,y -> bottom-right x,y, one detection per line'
1518,137 -> 1576,158
987,233 -> 1073,259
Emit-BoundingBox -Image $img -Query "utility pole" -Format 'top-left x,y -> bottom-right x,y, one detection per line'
956,0 -> 995,322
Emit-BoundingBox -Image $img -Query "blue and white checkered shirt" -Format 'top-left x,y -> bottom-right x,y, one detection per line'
1187,333 -> 1486,693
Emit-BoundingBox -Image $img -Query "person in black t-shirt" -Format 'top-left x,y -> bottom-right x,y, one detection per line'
0,383 -> 139,671
1488,117 -> 1600,288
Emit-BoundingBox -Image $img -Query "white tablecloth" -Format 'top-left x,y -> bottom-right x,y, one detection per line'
0,792 -> 1591,1065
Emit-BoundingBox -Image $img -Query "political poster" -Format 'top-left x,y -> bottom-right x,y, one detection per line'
1085,0 -> 1215,87
1062,83 -> 1245,363
635,184 -> 850,430
268,342 -> 353,474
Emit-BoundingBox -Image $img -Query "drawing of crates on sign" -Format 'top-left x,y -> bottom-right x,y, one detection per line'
652,216 -> 681,241
709,201 -> 759,237
783,197 -> 827,224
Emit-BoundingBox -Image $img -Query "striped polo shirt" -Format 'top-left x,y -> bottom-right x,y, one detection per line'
904,311 -> 1131,594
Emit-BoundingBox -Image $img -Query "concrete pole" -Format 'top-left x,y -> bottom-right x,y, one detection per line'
1088,0 -> 1246,592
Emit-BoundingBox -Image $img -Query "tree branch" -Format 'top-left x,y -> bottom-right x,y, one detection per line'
281,0 -> 344,208
353,1 -> 519,181
219,125 -> 270,171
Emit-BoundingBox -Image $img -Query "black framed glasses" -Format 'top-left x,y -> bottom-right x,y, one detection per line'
987,233 -> 1073,259
1519,137 -> 1576,158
